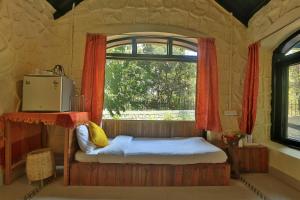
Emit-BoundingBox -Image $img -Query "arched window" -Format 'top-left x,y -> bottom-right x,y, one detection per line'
272,30 -> 300,149
107,36 -> 197,61
103,36 -> 198,121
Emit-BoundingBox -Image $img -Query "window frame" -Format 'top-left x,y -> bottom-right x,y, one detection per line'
272,30 -> 300,149
106,36 -> 197,62
104,36 -> 198,121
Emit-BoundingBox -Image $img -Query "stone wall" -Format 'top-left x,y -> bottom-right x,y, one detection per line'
0,0 -> 53,115
0,0 -> 249,170
1,0 -> 299,183
248,0 -> 300,43
0,0 -> 249,134
248,0 -> 300,182
1,0 -> 299,184
37,0 -> 248,134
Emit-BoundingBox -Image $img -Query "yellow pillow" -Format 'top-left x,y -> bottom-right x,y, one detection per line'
88,122 -> 109,147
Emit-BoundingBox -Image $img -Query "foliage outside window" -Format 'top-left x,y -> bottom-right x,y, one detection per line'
272,30 -> 300,149
104,36 -> 197,121
137,43 -> 167,55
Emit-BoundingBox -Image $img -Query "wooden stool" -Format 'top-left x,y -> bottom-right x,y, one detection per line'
26,148 -> 56,186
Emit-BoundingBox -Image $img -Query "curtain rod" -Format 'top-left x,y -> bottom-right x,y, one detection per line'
257,16 -> 300,42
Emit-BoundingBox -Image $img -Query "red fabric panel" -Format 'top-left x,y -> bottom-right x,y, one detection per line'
0,111 -> 89,169
2,112 -> 89,128
239,42 -> 260,135
55,112 -> 89,127
0,147 -> 4,169
11,134 -> 41,165
0,116 -> 4,169
81,34 -> 107,124
0,116 -> 4,135
195,38 -> 222,132
0,123 -> 42,168
10,122 -> 42,165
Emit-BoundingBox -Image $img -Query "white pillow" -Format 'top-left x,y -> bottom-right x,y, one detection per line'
76,125 -> 96,153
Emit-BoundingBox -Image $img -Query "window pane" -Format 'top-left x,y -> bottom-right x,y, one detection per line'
107,44 -> 132,54
104,60 -> 196,120
137,43 -> 167,55
285,42 -> 300,55
173,45 -> 197,56
287,64 -> 300,141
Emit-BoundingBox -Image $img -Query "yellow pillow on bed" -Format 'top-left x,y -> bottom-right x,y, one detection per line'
88,122 -> 109,147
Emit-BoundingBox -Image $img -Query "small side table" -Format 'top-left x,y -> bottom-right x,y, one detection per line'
228,144 -> 269,178
211,141 -> 269,178
237,145 -> 269,173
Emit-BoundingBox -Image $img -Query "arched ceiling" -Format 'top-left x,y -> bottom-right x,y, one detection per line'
46,0 -> 270,27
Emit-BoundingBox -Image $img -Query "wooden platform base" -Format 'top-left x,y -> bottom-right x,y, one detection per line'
70,162 -> 230,186
238,145 -> 268,173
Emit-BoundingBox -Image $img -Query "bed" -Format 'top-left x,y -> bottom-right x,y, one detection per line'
66,120 -> 230,186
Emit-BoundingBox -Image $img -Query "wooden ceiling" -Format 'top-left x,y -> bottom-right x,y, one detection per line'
46,0 -> 83,19
215,0 -> 270,26
46,0 -> 270,26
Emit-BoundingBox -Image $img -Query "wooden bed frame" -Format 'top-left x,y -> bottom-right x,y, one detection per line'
66,120 -> 230,186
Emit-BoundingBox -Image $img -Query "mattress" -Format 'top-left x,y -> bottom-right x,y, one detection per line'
75,150 -> 227,164
75,136 -> 227,164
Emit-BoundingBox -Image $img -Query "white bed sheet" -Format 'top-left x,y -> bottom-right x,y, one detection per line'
75,136 -> 227,164
124,137 -> 224,156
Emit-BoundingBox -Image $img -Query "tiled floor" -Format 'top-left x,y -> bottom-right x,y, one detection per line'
242,174 -> 300,200
0,173 -> 299,200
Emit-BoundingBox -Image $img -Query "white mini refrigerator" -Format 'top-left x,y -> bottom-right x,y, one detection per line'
22,75 -> 74,112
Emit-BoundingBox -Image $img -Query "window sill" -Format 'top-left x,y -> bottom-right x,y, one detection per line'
264,140 -> 300,183
264,141 -> 300,160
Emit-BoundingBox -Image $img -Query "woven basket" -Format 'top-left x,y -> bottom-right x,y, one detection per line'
26,148 -> 55,183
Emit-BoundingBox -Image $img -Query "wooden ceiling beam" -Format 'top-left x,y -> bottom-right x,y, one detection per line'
46,0 -> 84,19
215,0 -> 270,26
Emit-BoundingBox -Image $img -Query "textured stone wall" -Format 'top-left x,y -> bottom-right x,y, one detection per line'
38,0 -> 248,134
248,0 -> 300,43
0,0 -> 249,134
248,0 -> 300,182
0,0 -> 298,183
0,0 -> 53,115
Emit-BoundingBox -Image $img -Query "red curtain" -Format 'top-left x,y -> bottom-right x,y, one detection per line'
0,116 -> 4,168
195,38 -> 222,132
239,42 -> 260,135
81,34 -> 106,124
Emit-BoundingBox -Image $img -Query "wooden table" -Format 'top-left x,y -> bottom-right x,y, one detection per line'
1,112 -> 89,185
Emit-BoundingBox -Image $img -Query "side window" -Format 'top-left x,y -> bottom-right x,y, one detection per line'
272,31 -> 300,148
